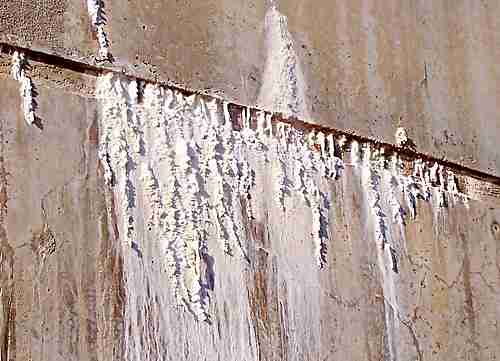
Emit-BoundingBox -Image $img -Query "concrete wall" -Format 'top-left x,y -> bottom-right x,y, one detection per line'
1,1 -> 500,361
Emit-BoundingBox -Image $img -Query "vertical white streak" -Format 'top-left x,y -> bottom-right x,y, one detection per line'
10,51 -> 36,126
360,144 -> 399,361
387,155 -> 405,227
87,0 -> 111,60
258,5 -> 310,119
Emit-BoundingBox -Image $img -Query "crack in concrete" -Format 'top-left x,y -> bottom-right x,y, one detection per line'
377,294 -> 424,361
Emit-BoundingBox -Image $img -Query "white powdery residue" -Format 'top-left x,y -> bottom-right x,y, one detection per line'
324,134 -> 344,180
87,0 -> 111,60
258,5 -> 310,119
234,130 -> 254,212
196,98 -> 226,243
326,133 -> 335,158
437,164 -> 447,208
289,129 -> 305,192
11,51 -> 24,81
413,159 -> 423,179
313,184 -> 331,269
198,98 -> 218,178
387,154 -> 406,227
265,113 -> 273,138
292,133 -> 329,268
98,147 -> 114,185
95,73 -> 117,185
203,101 -> 235,254
310,191 -> 329,268
316,131 -> 326,156
10,51 -> 37,126
140,164 -> 163,231
413,159 -> 431,201
183,102 -> 216,320
430,162 -> 439,184
213,113 -> 247,258
395,127 -> 408,147
360,143 -> 400,361
310,132 -> 330,268
309,132 -> 326,181
445,169 -> 469,208
166,135 -> 209,321
222,101 -> 231,126
96,75 -> 140,272
402,177 -> 420,220
446,170 -> 459,194
400,158 -> 433,219
362,145 -> 389,250
274,122 -> 293,210
95,73 -> 130,193
161,149 -> 186,299
125,80 -> 146,156
97,75 -> 216,322
255,111 -> 266,139
277,121 -> 288,149
349,140 -> 360,165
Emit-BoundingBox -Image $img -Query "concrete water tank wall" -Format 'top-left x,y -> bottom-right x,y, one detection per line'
0,1 -> 499,360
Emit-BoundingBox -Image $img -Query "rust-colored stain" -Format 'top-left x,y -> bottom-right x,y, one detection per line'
98,187 -> 125,359
242,200 -> 289,361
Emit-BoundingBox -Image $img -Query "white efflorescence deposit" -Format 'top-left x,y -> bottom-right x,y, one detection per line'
87,0 -> 111,61
258,4 -> 310,119
95,72 -> 470,329
11,51 -> 37,126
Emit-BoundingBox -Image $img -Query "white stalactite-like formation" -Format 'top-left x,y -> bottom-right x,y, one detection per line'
87,0 -> 111,61
10,51 -> 37,126
95,73 -> 471,329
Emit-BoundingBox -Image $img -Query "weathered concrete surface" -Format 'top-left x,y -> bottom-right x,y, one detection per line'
0,76 -> 125,361
2,0 -> 500,176
2,1 -> 500,360
0,67 -> 499,361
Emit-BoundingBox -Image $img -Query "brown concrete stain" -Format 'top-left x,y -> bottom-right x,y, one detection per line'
460,232 -> 480,361
243,198 -> 289,361
0,227 -> 14,361
91,109 -> 125,343
0,122 -> 15,361
97,185 -> 125,360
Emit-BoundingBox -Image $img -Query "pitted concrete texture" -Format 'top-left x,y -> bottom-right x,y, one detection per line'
0,0 -> 95,60
1,0 -> 500,176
